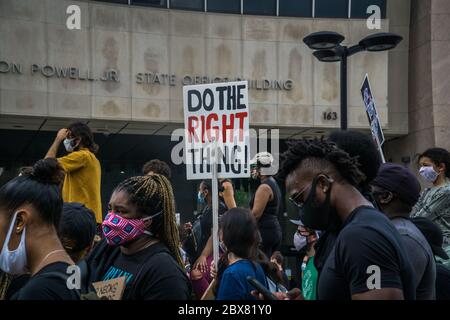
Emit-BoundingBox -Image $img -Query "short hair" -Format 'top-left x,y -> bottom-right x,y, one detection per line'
419,147 -> 450,178
271,251 -> 284,266
58,202 -> 97,253
142,159 -> 171,179
278,137 -> 365,187
68,122 -> 98,154
328,130 -> 381,184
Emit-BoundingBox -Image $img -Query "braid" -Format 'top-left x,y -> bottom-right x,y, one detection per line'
277,137 -> 366,186
115,174 -> 183,268
0,271 -> 12,300
155,174 -> 184,268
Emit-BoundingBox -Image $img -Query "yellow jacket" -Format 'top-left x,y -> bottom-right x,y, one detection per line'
58,148 -> 102,223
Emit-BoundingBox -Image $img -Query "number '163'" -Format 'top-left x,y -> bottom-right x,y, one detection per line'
323,112 -> 338,121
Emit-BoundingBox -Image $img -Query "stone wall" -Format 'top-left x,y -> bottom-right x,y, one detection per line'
0,0 -> 409,135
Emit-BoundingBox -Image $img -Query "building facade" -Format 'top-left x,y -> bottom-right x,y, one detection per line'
0,0 -> 410,138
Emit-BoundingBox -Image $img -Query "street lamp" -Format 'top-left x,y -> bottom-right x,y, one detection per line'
303,31 -> 402,130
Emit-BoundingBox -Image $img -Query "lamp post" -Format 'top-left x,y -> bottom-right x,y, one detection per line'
303,32 -> 403,130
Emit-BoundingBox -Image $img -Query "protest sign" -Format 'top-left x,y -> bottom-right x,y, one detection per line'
361,74 -> 386,163
183,81 -> 250,269
92,276 -> 126,300
183,81 -> 250,180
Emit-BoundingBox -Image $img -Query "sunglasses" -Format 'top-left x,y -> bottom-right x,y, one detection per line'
288,174 -> 333,208
288,184 -> 312,208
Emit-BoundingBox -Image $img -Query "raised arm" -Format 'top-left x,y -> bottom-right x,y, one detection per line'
45,128 -> 68,159
221,181 -> 237,209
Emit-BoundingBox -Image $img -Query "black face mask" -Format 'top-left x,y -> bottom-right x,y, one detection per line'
299,177 -> 340,231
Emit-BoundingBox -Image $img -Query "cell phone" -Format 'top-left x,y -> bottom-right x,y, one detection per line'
246,276 -> 277,301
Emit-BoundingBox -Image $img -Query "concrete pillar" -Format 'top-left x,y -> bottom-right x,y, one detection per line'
385,0 -> 450,167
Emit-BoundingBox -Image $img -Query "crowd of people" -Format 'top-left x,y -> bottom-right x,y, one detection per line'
0,122 -> 449,300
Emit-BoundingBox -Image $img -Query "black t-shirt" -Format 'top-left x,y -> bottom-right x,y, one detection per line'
436,263 -> 450,300
5,274 -> 30,300
314,186 -> 379,276
100,242 -> 190,300
317,206 -> 416,300
11,262 -> 79,300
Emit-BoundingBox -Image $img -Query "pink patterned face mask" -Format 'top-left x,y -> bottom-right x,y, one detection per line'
102,211 -> 161,247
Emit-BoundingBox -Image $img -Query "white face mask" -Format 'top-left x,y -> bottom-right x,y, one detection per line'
63,138 -> 76,152
0,212 -> 28,275
419,166 -> 440,183
293,232 -> 307,251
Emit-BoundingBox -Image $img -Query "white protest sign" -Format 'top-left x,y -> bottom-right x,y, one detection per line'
361,74 -> 386,163
183,81 -> 250,180
183,81 -> 250,270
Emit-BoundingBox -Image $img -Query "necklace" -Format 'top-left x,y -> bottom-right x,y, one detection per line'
35,249 -> 66,273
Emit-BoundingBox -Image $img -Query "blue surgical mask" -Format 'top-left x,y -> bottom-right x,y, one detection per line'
419,166 -> 439,183
197,191 -> 205,205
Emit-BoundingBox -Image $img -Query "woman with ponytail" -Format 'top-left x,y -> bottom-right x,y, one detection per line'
0,158 -> 78,300
85,174 -> 190,300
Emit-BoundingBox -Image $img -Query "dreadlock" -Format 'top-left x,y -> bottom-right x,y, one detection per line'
328,130 -> 381,184
114,174 -> 183,267
277,137 -> 366,187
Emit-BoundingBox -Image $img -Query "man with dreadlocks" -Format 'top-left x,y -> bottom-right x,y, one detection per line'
278,138 -> 416,300
83,174 -> 190,300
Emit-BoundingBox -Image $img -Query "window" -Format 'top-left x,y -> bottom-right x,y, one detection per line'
243,0 -> 276,16
170,0 -> 204,11
315,0 -> 348,18
279,0 -> 313,17
351,0 -> 386,19
207,0 -> 241,14
131,0 -> 167,8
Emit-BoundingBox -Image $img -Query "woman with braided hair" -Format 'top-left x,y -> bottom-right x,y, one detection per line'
84,174 -> 190,300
